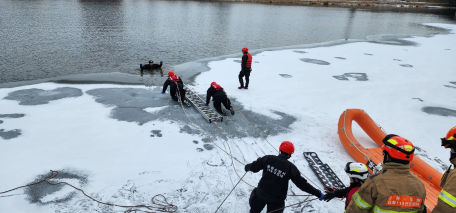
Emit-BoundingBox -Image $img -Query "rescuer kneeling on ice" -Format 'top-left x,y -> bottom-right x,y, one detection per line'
322,162 -> 368,210
162,71 -> 188,105
205,82 -> 235,116
346,134 -> 427,213
244,141 -> 324,213
432,126 -> 456,213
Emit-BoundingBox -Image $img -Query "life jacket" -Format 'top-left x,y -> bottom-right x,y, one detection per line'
211,83 -> 223,91
242,53 -> 252,68
345,184 -> 361,209
169,75 -> 181,83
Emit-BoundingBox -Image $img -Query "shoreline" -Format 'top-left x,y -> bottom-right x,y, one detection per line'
199,0 -> 456,9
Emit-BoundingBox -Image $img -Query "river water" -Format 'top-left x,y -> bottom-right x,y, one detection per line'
1,0 -> 455,84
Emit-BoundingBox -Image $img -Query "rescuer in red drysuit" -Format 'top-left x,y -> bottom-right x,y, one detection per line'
205,82 -> 234,116
162,71 -> 187,104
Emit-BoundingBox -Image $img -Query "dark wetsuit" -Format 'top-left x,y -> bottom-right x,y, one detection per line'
206,84 -> 231,113
141,63 -> 162,69
162,75 -> 185,103
245,153 -> 322,213
239,52 -> 252,88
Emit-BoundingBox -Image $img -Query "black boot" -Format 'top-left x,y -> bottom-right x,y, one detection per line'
229,106 -> 235,115
216,108 -> 227,116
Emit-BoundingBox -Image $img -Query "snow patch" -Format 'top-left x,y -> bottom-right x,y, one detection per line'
144,106 -> 169,114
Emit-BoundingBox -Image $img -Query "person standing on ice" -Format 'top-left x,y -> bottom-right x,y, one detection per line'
244,141 -> 324,213
432,126 -> 456,213
238,47 -> 252,89
162,71 -> 188,105
322,162 -> 368,210
345,134 -> 427,213
205,82 -> 235,116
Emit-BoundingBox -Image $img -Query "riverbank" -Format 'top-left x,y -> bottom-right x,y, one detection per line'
202,0 -> 456,9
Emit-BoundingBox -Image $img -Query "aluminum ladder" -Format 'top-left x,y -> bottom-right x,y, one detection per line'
179,84 -> 224,123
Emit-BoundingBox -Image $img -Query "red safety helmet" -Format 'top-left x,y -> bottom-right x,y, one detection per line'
211,82 -> 217,86
168,71 -> 174,76
242,47 -> 248,53
442,126 -> 456,148
279,141 -> 295,155
382,134 -> 415,161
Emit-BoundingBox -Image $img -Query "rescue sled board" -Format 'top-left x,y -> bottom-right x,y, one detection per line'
303,152 -> 345,189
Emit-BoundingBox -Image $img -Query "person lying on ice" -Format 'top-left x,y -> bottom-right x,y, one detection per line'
432,126 -> 456,213
322,162 -> 368,210
205,82 -> 235,116
140,60 -> 163,69
345,134 -> 427,213
244,141 -> 324,213
162,71 -> 188,105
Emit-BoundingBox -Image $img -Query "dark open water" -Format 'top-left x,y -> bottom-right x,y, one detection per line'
1,0 -> 455,84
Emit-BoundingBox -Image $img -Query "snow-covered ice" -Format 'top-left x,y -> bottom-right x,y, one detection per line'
0,23 -> 455,213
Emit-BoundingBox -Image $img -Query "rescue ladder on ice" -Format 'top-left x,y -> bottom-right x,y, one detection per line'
178,84 -> 224,123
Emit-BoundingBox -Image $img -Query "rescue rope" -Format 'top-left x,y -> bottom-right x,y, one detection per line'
0,170 -> 177,213
174,84 -> 320,211
361,109 -> 388,134
267,198 -> 319,213
220,108 -> 268,158
232,103 -> 324,192
214,172 -> 248,213
174,82 -> 257,188
173,82 -> 245,165
214,121 -> 256,188
231,104 -> 278,153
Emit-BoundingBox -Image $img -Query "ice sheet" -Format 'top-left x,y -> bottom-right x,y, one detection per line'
1,23 -> 455,213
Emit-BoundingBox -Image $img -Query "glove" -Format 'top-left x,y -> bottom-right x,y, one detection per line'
244,164 -> 250,172
160,61 -> 163,65
323,192 -> 335,202
204,103 -> 208,106
240,70 -> 244,75
325,187 -> 336,192
161,91 -> 165,94
140,64 -> 143,68
319,193 -> 325,201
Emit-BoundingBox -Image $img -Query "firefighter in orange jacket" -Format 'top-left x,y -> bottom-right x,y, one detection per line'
432,126 -> 456,213
346,134 -> 427,213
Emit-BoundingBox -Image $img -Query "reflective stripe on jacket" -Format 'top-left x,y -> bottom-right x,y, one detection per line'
432,158 -> 456,212
346,163 -> 426,213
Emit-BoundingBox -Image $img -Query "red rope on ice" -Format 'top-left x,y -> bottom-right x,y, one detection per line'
0,170 -> 177,213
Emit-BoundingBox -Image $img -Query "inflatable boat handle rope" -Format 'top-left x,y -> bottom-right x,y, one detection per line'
343,110 -> 371,160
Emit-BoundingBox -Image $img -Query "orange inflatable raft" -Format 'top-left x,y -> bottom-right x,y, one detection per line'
337,109 -> 442,210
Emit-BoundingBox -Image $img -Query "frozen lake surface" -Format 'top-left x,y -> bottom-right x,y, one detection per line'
0,23 -> 455,213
